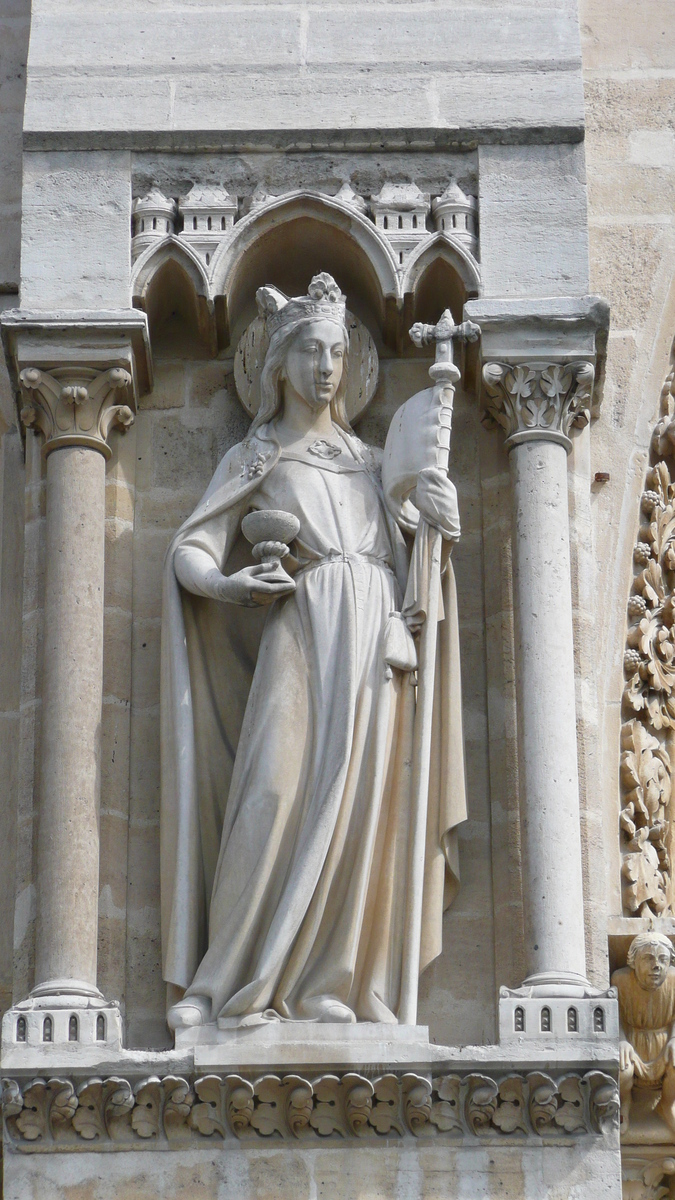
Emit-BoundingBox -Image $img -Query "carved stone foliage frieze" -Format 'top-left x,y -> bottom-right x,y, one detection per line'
623,1153 -> 675,1200
19,366 -> 134,460
481,359 -> 595,451
622,362 -> 675,915
1,1070 -> 618,1150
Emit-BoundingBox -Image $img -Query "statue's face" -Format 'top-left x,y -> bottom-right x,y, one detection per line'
282,319 -> 346,412
633,943 -> 671,990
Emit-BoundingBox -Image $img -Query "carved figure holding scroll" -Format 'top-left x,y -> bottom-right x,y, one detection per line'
160,273 -> 467,1031
612,932 -> 675,1133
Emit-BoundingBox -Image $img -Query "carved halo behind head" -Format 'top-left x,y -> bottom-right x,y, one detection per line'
234,272 -> 379,429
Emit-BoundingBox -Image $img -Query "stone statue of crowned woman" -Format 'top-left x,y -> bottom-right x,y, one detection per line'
160,272 -> 467,1031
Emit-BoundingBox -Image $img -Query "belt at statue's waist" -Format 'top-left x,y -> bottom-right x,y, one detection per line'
628,1026 -> 670,1037
294,552 -> 394,577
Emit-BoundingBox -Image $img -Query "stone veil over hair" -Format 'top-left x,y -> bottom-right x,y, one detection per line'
251,272 -> 352,434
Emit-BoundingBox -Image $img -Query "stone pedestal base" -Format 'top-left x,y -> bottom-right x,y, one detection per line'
175,1020 -> 433,1069
0,1035 -> 622,1198
2,997 -> 123,1064
499,990 -> 619,1043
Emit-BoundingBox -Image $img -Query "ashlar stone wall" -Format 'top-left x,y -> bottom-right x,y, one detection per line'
578,0 -> 675,963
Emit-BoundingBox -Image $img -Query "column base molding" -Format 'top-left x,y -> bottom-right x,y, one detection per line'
27,978 -> 106,1006
499,984 -> 619,1043
519,970 -> 600,996
2,985 -> 123,1053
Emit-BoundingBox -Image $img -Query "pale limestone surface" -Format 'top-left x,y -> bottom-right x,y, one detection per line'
35,445 -> 106,988
577,0 -> 675,996
0,0 -> 672,1196
0,0 -> 30,1022
0,0 -> 30,294
20,151 -> 132,310
22,0 -> 585,141
2,1141 -> 622,1200
477,144 -> 590,298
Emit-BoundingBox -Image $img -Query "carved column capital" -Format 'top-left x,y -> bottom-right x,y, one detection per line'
19,365 -> 134,459
482,359 -> 595,452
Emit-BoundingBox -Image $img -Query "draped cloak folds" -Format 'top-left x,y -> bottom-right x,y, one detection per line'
160,422 -> 467,1018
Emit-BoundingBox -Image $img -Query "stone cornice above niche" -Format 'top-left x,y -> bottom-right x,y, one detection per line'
130,180 -> 480,291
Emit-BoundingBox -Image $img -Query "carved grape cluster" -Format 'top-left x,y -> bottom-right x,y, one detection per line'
621,363 -> 675,916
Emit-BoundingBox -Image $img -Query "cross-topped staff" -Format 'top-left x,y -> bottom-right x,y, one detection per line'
384,311 -> 479,1026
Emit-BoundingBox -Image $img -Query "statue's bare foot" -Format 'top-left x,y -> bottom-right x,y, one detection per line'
303,996 -> 356,1023
167,994 -> 211,1030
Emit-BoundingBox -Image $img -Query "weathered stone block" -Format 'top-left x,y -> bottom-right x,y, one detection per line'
20,150 -> 132,310
588,224 -> 663,329
142,361 -> 186,411
151,415 -> 216,491
187,362 -> 229,408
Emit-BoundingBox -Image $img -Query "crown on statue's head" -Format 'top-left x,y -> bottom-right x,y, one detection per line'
256,273 -> 347,337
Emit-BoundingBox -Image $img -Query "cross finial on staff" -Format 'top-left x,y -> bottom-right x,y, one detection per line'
409,311 -> 481,350
409,312 -> 481,386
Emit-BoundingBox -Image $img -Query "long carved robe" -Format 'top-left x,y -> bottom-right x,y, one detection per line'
160,423 -> 466,1021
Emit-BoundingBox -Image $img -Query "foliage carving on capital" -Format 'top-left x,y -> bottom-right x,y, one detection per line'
482,359 -> 595,451
19,365 -> 134,460
622,357 -> 675,915
622,1155 -> 675,1200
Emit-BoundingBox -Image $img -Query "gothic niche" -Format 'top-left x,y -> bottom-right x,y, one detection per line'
622,357 -> 675,916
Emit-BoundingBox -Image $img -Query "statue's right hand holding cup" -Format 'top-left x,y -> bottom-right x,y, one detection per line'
232,509 -> 300,606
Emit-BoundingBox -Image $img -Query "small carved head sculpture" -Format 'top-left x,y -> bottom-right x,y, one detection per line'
627,932 -> 675,991
251,273 -> 350,433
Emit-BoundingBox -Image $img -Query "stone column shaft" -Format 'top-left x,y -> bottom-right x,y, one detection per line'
18,363 -> 134,1003
484,357 -> 595,996
35,446 -> 106,990
510,438 -> 587,988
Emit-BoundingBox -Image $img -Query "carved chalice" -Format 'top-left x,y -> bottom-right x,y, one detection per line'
242,509 -> 300,592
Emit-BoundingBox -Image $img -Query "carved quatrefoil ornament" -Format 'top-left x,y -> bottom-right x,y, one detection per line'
234,310 -> 379,424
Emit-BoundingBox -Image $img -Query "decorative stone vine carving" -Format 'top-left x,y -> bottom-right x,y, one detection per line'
1,1070 -> 618,1149
620,721 -> 670,914
19,366 -> 134,460
622,361 -> 675,915
622,1154 -> 675,1200
481,359 -> 595,451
